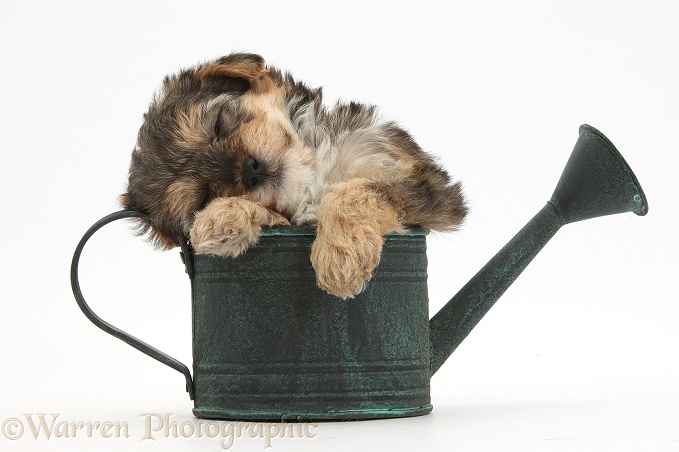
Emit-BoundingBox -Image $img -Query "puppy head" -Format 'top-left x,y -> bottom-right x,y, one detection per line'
121,53 -> 313,249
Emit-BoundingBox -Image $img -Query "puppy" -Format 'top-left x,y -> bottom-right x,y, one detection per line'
121,53 -> 467,299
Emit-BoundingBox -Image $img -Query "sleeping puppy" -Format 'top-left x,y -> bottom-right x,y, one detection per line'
121,53 -> 467,299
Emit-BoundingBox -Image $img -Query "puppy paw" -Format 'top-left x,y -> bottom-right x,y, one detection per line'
310,225 -> 384,299
310,180 -> 406,299
190,197 -> 289,256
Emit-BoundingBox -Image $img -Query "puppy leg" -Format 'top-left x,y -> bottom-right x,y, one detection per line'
310,179 -> 406,299
190,197 -> 289,256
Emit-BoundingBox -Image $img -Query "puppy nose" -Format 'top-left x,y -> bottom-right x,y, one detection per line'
243,157 -> 266,189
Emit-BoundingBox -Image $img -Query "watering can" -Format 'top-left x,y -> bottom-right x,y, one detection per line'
71,125 -> 647,421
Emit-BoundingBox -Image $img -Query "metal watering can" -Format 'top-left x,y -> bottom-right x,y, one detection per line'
71,125 -> 648,421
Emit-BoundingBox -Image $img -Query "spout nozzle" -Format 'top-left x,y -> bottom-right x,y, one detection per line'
550,125 -> 648,224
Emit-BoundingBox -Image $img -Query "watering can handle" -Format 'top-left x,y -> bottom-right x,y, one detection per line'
70,210 -> 195,400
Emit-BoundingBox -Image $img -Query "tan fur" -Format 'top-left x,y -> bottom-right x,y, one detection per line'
240,83 -> 295,142
249,74 -> 279,94
166,179 -> 205,218
190,197 -> 289,256
197,62 -> 268,81
310,179 -> 406,299
176,103 -> 210,149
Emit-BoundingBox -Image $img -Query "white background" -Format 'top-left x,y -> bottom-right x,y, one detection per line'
1,1 -> 677,450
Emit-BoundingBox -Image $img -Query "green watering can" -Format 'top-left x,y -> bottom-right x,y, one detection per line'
71,125 -> 648,421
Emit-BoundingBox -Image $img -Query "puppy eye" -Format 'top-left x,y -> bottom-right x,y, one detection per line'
212,106 -> 241,139
214,115 -> 222,138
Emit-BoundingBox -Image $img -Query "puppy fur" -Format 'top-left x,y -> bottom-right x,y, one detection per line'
121,53 -> 467,299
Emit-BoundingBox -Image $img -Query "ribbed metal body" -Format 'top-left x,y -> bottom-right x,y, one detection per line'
189,227 -> 432,420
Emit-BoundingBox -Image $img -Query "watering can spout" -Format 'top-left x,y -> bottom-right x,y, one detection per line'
429,125 -> 648,375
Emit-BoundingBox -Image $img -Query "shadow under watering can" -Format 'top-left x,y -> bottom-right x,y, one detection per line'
71,125 -> 648,421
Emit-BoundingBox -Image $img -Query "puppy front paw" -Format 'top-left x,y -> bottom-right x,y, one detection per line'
309,179 -> 405,299
310,225 -> 384,299
190,197 -> 289,256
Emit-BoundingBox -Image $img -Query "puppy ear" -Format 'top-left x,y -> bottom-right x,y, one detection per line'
197,53 -> 268,81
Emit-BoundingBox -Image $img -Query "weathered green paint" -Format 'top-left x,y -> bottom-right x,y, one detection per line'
71,124 -> 648,422
190,228 -> 431,420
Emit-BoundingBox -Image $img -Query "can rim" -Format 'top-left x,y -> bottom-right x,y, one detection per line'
259,225 -> 428,237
